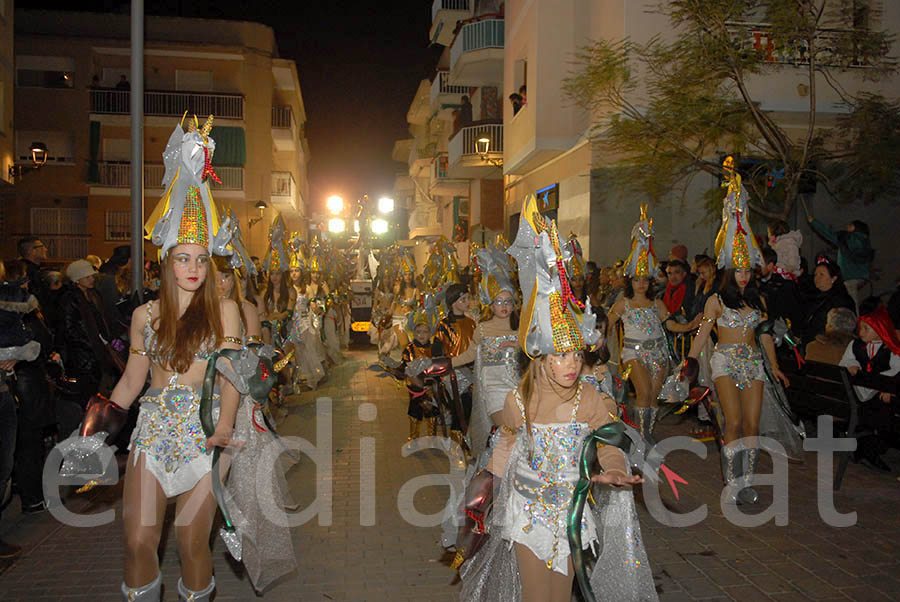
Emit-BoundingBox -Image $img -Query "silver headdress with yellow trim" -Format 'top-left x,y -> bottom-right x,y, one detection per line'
288,232 -> 308,271
623,204 -> 658,278
144,114 -> 232,259
477,244 -> 516,306
263,213 -> 289,273
406,291 -> 440,337
223,208 -> 256,276
508,194 -> 599,357
715,155 -> 763,270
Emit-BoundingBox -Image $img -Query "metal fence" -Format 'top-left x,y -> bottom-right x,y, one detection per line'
432,0 -> 469,21
95,162 -> 243,190
90,89 -> 245,119
451,18 -> 504,67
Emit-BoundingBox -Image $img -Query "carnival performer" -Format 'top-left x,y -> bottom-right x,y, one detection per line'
287,242 -> 325,390
399,298 -> 438,445
460,194 -> 654,602
261,214 -> 293,352
224,208 -> 265,318
566,233 -> 587,305
433,282 -> 477,455
82,115 -> 244,601
607,205 -> 686,442
447,244 -> 520,458
318,247 -> 346,365
213,221 -> 297,593
582,307 -> 625,405
684,155 -> 793,505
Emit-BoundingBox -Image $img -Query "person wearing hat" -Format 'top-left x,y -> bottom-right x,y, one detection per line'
685,155 -> 796,506
55,259 -> 112,434
458,195 -> 653,601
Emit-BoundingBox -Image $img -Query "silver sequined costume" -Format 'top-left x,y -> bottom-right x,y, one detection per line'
460,392 -> 658,601
620,300 -> 670,377
289,292 -> 325,388
709,305 -> 765,388
469,334 -> 519,458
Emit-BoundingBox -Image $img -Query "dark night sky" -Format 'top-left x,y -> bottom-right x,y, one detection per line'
39,0 -> 442,214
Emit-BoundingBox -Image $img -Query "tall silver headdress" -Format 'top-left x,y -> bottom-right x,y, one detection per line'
144,114 -> 232,259
508,194 -> 599,357
477,244 -> 516,306
263,213 -> 289,273
224,208 -> 256,276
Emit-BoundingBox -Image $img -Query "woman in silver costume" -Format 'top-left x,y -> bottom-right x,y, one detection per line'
105,115 -> 244,601
685,155 -> 791,505
460,195 -> 654,602
450,245 -> 520,457
607,205 -> 694,443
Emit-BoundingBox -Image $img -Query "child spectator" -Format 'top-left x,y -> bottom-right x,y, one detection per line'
767,219 -> 803,278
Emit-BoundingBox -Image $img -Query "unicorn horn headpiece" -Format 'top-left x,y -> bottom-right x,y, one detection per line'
508,194 -> 599,357
144,114 -> 231,259
623,204 -> 657,278
715,155 -> 763,270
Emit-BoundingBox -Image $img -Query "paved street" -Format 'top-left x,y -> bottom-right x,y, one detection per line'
2,347 -> 900,601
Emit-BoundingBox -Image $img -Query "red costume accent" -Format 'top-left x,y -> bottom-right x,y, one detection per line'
858,306 -> 900,371
202,146 -> 221,184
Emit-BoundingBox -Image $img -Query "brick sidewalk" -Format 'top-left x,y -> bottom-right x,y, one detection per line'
0,348 -> 899,601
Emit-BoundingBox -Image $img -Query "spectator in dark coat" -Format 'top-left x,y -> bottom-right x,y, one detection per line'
802,259 -> 855,346
95,245 -> 130,336
758,247 -> 805,333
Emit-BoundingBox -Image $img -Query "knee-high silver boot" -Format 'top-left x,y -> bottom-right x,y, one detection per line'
177,576 -> 215,602
720,444 -> 741,505
120,573 -> 162,601
736,447 -> 760,505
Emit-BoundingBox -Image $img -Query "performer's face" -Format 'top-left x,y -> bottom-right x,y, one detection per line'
414,324 -> 431,345
290,268 -> 302,283
632,277 -> 650,296
216,270 -> 233,298
170,244 -> 209,292
545,350 -> 584,388
451,293 -> 469,316
491,291 -> 514,319
734,268 -> 752,290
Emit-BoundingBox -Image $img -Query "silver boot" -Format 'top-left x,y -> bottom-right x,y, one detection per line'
720,444 -> 741,505
736,447 -> 760,505
121,573 -> 162,601
632,407 -> 656,446
177,576 -> 215,602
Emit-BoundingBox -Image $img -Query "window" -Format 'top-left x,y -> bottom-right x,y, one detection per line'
16,56 -> 75,89
105,210 -> 131,241
30,207 -> 88,260
175,70 -> 213,91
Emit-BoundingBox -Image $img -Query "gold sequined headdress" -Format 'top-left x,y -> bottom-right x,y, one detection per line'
623,204 -> 658,278
144,114 -> 231,258
714,155 -> 763,270
508,194 -> 599,357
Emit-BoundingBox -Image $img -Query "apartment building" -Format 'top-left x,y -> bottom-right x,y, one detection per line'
397,0 -> 506,269
502,0 -> 900,280
5,9 -> 310,264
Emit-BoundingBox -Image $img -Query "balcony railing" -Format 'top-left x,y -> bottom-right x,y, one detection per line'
95,161 -> 244,190
90,89 -> 245,119
449,122 -> 504,158
272,106 -> 294,129
451,18 -> 504,68
726,21 -> 873,68
430,71 -> 469,107
432,0 -> 469,22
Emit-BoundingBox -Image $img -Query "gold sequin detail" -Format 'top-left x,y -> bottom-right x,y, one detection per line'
548,290 -> 583,353
129,347 -> 148,356
176,186 -> 210,248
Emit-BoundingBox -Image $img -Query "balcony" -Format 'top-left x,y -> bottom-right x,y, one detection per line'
447,122 -> 503,179
430,153 -> 469,197
430,0 -> 472,47
430,71 -> 469,117
271,171 -> 299,214
409,142 -> 437,173
449,18 -> 504,87
271,106 -> 297,151
90,89 -> 244,120
725,21 -> 874,69
93,162 -> 244,191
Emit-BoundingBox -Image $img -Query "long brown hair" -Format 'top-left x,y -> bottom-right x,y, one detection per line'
214,257 -> 247,330
155,251 -> 223,374
517,358 -> 543,460
264,270 -> 290,313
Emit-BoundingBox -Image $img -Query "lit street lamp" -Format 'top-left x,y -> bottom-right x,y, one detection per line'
377,196 -> 394,214
476,136 -> 502,168
371,218 -> 388,235
328,217 -> 346,233
326,195 -> 344,215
